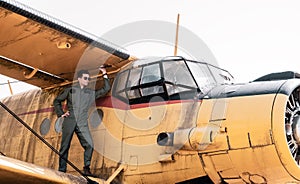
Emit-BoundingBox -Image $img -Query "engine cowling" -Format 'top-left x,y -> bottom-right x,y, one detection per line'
200,79 -> 300,183
157,79 -> 300,183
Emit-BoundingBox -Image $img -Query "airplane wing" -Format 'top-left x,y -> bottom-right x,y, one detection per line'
0,154 -> 105,184
0,0 -> 135,89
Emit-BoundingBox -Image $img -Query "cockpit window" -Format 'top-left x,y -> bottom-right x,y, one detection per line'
114,70 -> 129,100
207,65 -> 234,84
141,64 -> 161,83
140,64 -> 164,96
187,61 -> 234,94
163,60 -> 197,96
187,61 -> 216,94
126,67 -> 141,99
112,57 -> 234,104
125,62 -> 164,99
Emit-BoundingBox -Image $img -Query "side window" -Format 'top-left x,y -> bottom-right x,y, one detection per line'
207,65 -> 234,84
113,62 -> 166,104
163,61 -> 197,96
141,64 -> 160,83
113,59 -> 201,104
113,70 -> 129,101
140,75 -> 163,96
40,118 -> 50,136
125,63 -> 164,99
127,68 -> 142,99
187,61 -> 216,94
140,64 -> 164,96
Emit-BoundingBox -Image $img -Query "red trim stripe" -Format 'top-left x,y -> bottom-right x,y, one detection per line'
18,96 -> 202,116
18,107 -> 55,116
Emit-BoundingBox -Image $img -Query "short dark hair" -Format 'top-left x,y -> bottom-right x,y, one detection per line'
77,70 -> 90,78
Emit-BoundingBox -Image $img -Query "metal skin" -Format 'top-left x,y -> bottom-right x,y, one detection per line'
0,0 -> 132,89
1,56 -> 300,183
1,1 -> 300,183
0,155 -> 92,184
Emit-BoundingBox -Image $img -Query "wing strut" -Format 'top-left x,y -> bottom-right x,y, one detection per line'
0,101 -> 98,184
24,68 -> 39,79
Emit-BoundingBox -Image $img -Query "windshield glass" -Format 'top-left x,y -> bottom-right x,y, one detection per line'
113,57 -> 234,104
207,65 -> 234,84
187,61 -> 234,94
163,60 -> 198,96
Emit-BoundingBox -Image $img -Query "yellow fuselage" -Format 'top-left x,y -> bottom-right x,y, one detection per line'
1,78 -> 300,183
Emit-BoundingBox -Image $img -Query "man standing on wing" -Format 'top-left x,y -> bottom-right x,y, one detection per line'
53,66 -> 110,176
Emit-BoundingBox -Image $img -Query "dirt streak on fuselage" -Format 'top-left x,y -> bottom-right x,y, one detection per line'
0,88 -> 205,183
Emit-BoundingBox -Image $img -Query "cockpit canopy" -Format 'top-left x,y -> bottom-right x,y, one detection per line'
112,56 -> 233,104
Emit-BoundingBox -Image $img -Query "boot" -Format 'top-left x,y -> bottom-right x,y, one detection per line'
83,166 -> 93,177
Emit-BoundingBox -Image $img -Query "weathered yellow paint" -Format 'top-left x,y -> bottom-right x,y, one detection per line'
224,95 -> 273,148
196,93 -> 300,183
1,82 -> 300,183
0,6 -> 133,89
4,1 -> 300,183
0,90 -> 207,183
0,155 -> 92,184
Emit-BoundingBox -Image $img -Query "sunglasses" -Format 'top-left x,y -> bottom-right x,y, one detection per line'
82,76 -> 91,81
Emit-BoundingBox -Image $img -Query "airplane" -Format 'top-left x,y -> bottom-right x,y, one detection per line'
1,0 -> 300,183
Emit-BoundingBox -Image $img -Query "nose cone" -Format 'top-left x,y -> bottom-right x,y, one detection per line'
292,116 -> 300,144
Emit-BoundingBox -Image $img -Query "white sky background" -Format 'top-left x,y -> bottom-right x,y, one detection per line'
1,0 -> 300,99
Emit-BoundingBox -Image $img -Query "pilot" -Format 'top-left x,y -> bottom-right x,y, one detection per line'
53,67 -> 110,176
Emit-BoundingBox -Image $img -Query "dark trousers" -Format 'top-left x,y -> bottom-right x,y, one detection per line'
58,119 -> 94,172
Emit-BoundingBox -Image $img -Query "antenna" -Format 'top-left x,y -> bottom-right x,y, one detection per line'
174,13 -> 180,56
7,80 -> 13,95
